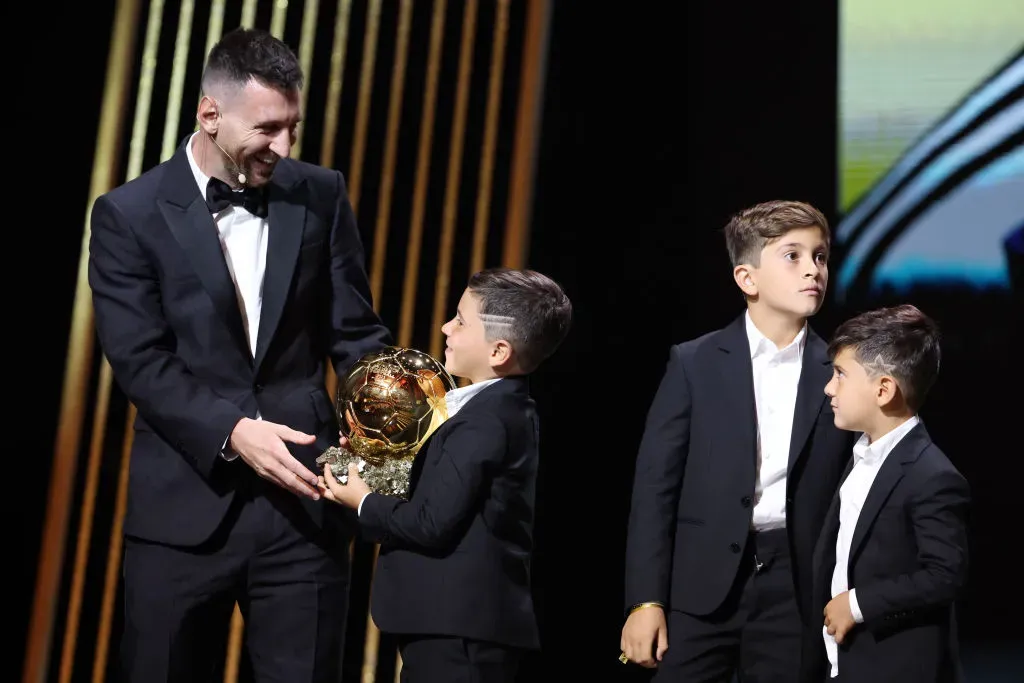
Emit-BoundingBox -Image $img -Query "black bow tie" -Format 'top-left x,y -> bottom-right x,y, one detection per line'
205,177 -> 268,218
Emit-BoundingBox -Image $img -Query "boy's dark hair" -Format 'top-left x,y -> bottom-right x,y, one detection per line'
202,28 -> 303,95
467,267 -> 572,373
724,200 -> 830,267
827,304 -> 941,411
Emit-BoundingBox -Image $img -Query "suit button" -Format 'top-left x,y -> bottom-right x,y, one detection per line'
786,497 -> 793,505
730,542 -> 741,553
741,496 -> 751,508
254,383 -> 264,393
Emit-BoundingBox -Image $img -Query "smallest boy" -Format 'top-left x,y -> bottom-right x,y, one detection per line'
320,267 -> 572,683
814,304 -> 969,682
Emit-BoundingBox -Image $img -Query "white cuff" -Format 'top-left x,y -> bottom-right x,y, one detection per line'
848,588 -> 864,623
357,492 -> 372,516
222,411 -> 263,461
220,435 -> 239,461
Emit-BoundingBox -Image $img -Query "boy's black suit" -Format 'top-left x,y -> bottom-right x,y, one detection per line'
811,422 -> 969,683
359,376 -> 540,679
624,313 -> 855,681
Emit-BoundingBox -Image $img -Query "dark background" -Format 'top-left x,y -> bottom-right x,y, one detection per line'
20,1 -> 1019,681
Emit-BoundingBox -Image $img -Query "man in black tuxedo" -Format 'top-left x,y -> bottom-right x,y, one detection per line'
88,28 -> 390,683
812,305 -> 969,683
620,201 -> 855,682
319,268 -> 573,683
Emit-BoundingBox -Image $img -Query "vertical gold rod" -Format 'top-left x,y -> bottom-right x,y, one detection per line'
469,0 -> 510,275
223,603 -> 245,683
347,0 -> 383,213
360,544 -> 383,683
160,0 -> 196,161
192,1 -> 226,120
240,0 -> 257,28
397,0 -> 446,348
21,2 -> 143,683
203,0 -> 227,61
368,0 -> 413,305
322,0 -> 354,403
270,0 -> 288,38
319,0 -> 353,170
91,403 -> 136,683
126,0 -> 167,182
429,0 -> 479,360
292,0 -> 321,159
503,0 -> 551,268
57,361 -> 114,683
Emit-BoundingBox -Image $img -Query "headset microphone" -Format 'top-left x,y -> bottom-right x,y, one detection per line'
208,131 -> 247,186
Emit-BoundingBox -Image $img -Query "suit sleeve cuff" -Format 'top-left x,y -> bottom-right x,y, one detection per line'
849,588 -> 864,623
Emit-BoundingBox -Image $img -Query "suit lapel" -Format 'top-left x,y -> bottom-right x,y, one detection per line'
254,162 -> 306,371
158,148 -> 251,360
788,329 -> 832,474
715,316 -> 758,465
848,423 -> 930,564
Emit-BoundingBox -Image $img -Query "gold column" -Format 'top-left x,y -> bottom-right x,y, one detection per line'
430,0 -> 479,360
270,0 -> 289,38
470,0 -> 511,275
320,0 -> 353,170
240,0 -> 257,29
504,0 -> 551,268
160,0 -> 195,161
347,0 -> 383,214
397,0 -> 447,348
21,1 -> 143,682
368,0 -> 414,305
293,0 -> 322,159
203,0 -> 227,60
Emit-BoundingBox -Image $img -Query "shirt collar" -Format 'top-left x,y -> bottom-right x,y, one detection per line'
184,131 -> 213,197
744,310 -> 807,361
444,377 -> 502,417
852,415 -> 921,466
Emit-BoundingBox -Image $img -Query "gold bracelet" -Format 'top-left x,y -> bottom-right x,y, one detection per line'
629,601 -> 664,614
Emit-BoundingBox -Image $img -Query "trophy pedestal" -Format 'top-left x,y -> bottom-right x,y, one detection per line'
316,446 -> 413,499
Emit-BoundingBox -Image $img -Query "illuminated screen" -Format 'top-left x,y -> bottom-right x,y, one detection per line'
836,0 -> 1024,299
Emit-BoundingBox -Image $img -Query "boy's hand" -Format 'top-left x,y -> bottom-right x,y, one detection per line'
620,605 -> 668,668
824,591 -> 856,644
319,462 -> 371,509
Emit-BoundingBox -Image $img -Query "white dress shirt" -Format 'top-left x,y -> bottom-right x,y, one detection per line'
185,132 -> 269,459
357,378 -> 502,515
745,312 -> 806,531
442,377 -> 501,418
824,415 -> 921,677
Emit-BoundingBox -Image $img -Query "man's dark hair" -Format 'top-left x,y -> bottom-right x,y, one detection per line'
828,304 -> 941,411
467,268 -> 572,374
202,27 -> 303,95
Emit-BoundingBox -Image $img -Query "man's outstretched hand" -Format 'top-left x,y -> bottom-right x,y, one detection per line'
229,417 -> 320,500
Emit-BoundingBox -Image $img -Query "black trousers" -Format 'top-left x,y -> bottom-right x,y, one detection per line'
653,528 -> 814,683
397,634 -> 524,683
120,474 -> 351,683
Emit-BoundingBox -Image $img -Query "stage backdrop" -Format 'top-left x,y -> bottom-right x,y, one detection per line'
20,2 -> 1023,682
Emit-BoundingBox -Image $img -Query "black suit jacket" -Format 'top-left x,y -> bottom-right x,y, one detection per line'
624,313 -> 854,624
88,146 -> 391,546
810,423 -> 970,683
359,377 -> 541,650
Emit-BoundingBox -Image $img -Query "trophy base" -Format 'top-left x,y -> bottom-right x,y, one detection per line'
315,446 -> 413,499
